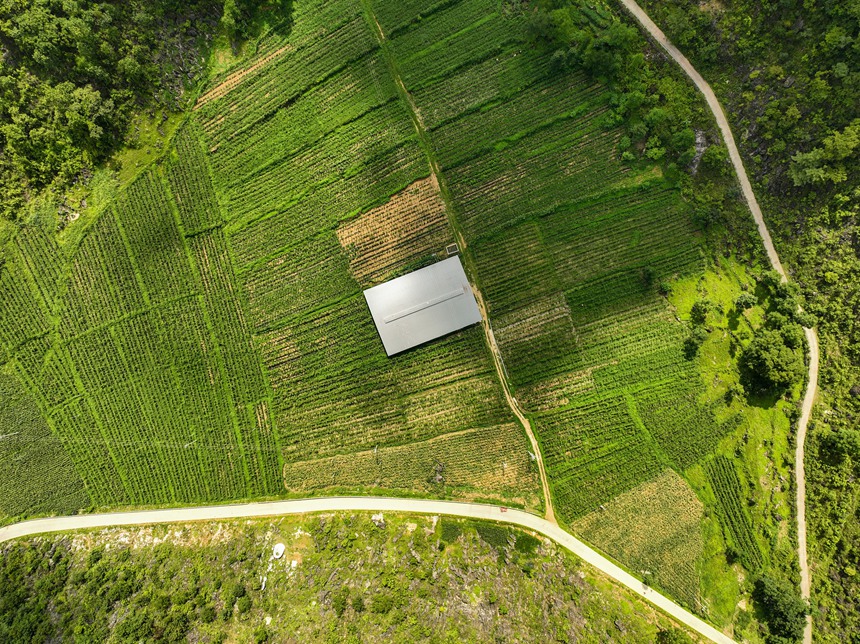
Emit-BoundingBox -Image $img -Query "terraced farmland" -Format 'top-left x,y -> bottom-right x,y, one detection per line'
1,0 -> 747,615
379,0 -> 738,526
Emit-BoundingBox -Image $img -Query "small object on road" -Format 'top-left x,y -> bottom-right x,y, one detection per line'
272,543 -> 285,559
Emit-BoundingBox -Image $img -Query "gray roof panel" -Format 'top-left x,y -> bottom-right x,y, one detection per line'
363,257 -> 483,356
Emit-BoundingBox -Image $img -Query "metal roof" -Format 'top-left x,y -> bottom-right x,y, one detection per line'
363,256 -> 483,356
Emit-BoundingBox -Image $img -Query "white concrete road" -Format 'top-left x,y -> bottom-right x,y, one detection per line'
0,497 -> 734,644
617,2 -> 820,642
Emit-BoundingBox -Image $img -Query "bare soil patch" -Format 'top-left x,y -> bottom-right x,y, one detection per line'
336,177 -> 453,286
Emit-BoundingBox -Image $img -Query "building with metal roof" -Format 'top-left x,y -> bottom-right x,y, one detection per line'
363,257 -> 483,356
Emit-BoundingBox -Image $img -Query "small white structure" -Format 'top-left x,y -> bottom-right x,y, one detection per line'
272,543 -> 285,559
363,257 -> 482,356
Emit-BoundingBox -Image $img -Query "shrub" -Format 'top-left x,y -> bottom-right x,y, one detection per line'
440,521 -> 462,544
475,524 -> 510,550
370,593 -> 394,614
735,292 -> 758,310
690,299 -> 712,325
753,574 -> 808,642
332,587 -> 350,617
656,628 -> 694,644
684,327 -> 709,359
514,533 -> 540,554
200,604 -> 216,623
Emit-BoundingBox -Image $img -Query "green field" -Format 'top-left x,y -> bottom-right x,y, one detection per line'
0,0 -> 782,628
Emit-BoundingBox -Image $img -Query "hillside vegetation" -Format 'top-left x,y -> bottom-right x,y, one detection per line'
632,0 -> 859,639
0,514 -> 700,642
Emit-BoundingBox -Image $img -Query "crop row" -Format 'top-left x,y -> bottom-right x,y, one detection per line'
572,470 -> 704,610
448,116 -> 623,241
34,345 -> 79,409
202,0 -> 360,96
166,120 -> 223,234
562,250 -> 702,328
113,170 -> 192,305
12,226 -> 62,312
537,396 -> 665,521
0,258 -> 49,352
413,46 -> 552,130
61,301 -> 265,504
221,103 -> 417,226
639,384 -> 739,471
61,211 -> 146,338
197,15 -> 378,144
240,230 -> 357,334
227,141 -> 428,267
185,230 -> 281,496
706,456 -> 765,570
189,230 -> 269,406
283,422 -> 539,507
396,8 -> 526,92
369,0 -> 457,36
49,398 -> 130,506
208,53 -> 397,182
259,296 -> 510,462
430,74 -> 607,169
391,0 -> 498,61
336,176 -> 453,286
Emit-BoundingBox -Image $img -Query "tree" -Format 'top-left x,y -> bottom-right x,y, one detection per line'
740,329 -> 805,393
789,120 -> 860,186
735,292 -> 758,310
753,575 -> 808,643
656,627 -> 695,644
822,429 -> 860,462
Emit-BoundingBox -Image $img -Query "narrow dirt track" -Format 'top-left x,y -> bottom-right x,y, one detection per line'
617,2 -> 819,641
0,496 -> 734,643
360,0 -> 557,523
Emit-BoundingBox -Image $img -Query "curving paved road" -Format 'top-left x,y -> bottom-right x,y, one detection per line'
617,2 -> 819,641
0,496 -> 734,643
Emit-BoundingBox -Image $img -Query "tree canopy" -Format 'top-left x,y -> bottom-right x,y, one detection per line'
0,0 -> 224,219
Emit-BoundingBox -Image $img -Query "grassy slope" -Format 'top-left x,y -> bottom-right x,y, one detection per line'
0,514 -> 703,642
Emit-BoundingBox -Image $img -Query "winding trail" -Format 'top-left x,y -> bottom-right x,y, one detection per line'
0,496 -> 732,643
617,2 -> 819,641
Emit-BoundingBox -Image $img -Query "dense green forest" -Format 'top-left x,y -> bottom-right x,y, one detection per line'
0,0 -> 289,219
627,0 -> 860,639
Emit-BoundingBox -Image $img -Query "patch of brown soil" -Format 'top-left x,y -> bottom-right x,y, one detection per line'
336,177 -> 453,285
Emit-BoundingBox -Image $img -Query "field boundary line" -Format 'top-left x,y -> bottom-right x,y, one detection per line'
616,2 -> 818,641
359,0 -> 556,524
0,496 -> 734,643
